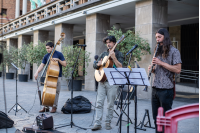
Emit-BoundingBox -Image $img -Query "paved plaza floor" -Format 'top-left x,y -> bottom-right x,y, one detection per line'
0,77 -> 199,133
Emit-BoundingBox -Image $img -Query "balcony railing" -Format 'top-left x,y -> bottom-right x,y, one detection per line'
0,0 -> 93,36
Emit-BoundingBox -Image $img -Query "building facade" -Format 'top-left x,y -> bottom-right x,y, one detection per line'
0,0 -> 199,98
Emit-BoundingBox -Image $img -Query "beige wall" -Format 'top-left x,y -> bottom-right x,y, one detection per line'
85,13 -> 110,91
55,24 -> 74,52
135,0 -> 168,99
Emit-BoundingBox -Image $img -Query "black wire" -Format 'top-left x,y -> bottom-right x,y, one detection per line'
13,88 -> 38,125
89,86 -> 98,127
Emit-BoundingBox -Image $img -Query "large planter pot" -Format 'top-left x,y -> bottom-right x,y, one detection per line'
18,74 -> 28,82
69,80 -> 82,91
0,72 -> 2,77
40,77 -> 46,86
6,73 -> 14,79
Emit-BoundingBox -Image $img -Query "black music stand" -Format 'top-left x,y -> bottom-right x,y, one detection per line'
114,85 -> 134,124
55,45 -> 86,130
8,63 -> 27,116
115,85 -> 135,126
104,68 -> 150,133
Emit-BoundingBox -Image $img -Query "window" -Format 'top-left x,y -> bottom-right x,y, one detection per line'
20,10 -> 22,15
2,8 -> 7,15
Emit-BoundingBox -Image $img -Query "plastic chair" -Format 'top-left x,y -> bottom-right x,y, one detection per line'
157,103 -> 199,133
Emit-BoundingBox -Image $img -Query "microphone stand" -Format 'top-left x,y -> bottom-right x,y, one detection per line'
8,63 -> 27,115
55,45 -> 86,130
127,51 -> 133,133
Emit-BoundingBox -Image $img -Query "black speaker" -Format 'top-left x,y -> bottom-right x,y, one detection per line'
36,113 -> 53,130
0,111 -> 14,129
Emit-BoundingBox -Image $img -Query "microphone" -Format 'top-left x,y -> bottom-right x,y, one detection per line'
76,44 -> 87,47
126,44 -> 138,56
94,55 -> 99,61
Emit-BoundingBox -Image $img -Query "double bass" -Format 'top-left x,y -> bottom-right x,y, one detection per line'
94,35 -> 125,82
38,33 -> 65,107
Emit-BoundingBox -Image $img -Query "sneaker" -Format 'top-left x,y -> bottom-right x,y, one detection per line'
105,123 -> 112,130
91,124 -> 102,131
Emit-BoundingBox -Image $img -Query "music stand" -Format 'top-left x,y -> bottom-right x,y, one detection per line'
104,68 -> 150,133
8,63 -> 27,116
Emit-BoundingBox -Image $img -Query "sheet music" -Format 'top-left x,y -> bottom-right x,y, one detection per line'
103,68 -> 150,86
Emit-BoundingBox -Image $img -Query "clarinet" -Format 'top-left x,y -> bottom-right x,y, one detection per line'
143,43 -> 160,92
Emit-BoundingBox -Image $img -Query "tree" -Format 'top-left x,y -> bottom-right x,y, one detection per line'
26,40 -> 47,66
107,27 -> 151,67
2,45 -> 18,72
62,45 -> 91,79
18,44 -> 29,74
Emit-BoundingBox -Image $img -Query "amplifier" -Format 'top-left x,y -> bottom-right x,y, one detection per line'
36,113 -> 53,130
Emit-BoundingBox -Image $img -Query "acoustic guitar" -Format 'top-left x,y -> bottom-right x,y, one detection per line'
94,35 -> 125,82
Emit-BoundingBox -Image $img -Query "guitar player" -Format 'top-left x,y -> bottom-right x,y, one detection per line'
91,36 -> 124,131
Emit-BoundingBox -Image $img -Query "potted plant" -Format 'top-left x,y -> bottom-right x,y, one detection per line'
62,45 -> 91,91
3,46 -> 18,79
26,41 -> 47,83
18,44 -> 29,82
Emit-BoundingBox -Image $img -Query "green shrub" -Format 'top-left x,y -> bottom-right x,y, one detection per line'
62,45 -> 91,79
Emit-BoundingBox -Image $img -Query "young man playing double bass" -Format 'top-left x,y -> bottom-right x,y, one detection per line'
34,42 -> 66,113
148,28 -> 182,133
92,36 -> 124,131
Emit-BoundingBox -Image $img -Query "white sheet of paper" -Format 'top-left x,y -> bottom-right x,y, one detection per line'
103,68 -> 150,86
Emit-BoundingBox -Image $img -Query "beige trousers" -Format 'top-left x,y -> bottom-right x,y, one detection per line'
94,82 -> 118,125
53,77 -> 61,108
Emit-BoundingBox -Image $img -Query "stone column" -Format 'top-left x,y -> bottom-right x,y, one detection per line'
32,30 -> 49,81
6,38 -> 18,77
23,0 -> 27,15
15,0 -> 20,18
18,35 -> 31,78
54,24 -> 74,87
135,0 -> 168,99
54,24 -> 74,52
85,13 -> 110,91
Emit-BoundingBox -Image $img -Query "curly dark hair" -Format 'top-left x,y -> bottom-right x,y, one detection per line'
155,28 -> 172,58
46,42 -> 54,48
103,36 -> 116,44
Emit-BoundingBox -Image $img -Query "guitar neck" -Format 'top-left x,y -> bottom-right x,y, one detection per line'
106,41 -> 119,60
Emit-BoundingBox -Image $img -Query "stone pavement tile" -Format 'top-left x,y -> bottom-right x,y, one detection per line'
0,77 -> 199,133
